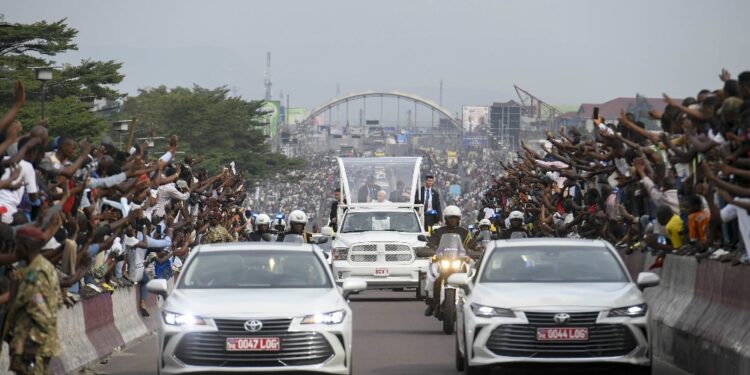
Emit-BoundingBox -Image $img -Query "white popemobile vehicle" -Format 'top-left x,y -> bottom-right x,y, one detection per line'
449,238 -> 659,375
331,157 -> 431,295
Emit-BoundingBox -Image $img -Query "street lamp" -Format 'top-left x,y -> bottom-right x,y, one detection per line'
33,67 -> 54,118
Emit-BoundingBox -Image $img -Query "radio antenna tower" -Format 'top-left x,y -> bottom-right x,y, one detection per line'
264,52 -> 273,101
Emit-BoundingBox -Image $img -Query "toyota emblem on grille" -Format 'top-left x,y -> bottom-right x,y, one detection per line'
244,320 -> 263,332
553,313 -> 571,324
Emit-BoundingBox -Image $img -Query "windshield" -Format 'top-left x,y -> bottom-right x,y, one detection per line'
340,157 -> 419,204
480,246 -> 628,283
341,211 -> 421,233
436,233 -> 466,258
179,250 -> 332,289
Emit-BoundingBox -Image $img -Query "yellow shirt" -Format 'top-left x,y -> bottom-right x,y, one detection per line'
665,214 -> 684,249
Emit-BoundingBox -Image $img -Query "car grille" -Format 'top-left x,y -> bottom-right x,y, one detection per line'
348,243 -> 414,263
385,244 -> 410,252
486,324 -> 637,358
524,311 -> 600,326
351,254 -> 377,262
351,244 -> 377,252
386,254 -> 412,262
174,318 -> 334,367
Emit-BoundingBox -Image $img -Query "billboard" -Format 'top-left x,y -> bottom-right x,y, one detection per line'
260,100 -> 281,137
462,106 -> 489,131
286,107 -> 309,125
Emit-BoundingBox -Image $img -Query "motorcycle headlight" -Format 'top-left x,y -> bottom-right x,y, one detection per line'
451,260 -> 463,269
301,309 -> 346,325
470,303 -> 515,318
440,259 -> 451,270
333,247 -> 348,260
608,303 -> 647,317
162,311 -> 206,326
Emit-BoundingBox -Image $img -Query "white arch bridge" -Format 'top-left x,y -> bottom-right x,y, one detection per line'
301,91 -> 462,133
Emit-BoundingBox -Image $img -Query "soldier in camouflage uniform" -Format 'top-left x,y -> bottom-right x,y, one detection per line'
203,212 -> 234,244
3,226 -> 61,375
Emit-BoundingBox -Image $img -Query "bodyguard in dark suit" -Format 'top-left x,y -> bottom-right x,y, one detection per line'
415,175 -> 441,227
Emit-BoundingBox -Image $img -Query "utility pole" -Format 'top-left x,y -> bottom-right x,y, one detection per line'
439,79 -> 443,107
264,52 -> 272,101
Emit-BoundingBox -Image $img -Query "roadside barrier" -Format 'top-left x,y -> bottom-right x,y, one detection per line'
619,251 -> 750,375
0,285 -> 159,374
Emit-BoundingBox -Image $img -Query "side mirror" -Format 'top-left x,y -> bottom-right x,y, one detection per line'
417,234 -> 428,242
447,273 -> 471,292
636,272 -> 660,290
415,248 -> 434,258
146,279 -> 169,299
311,236 -> 329,245
342,278 -> 367,299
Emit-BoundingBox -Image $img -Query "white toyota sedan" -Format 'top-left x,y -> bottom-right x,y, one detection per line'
147,242 -> 366,375
450,238 -> 659,375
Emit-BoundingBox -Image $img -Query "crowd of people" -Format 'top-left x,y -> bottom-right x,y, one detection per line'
471,69 -> 750,268
0,80 -> 261,372
0,67 -> 748,371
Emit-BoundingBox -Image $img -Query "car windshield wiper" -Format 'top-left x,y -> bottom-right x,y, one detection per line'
342,230 -> 368,233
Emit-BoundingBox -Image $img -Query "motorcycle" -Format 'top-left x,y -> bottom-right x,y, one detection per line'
424,233 -> 474,335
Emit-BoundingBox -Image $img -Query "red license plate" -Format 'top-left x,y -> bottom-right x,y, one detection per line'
374,268 -> 389,277
536,327 -> 589,341
226,337 -> 281,351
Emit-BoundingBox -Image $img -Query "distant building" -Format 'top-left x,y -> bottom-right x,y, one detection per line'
561,97 -> 679,130
489,101 -> 522,151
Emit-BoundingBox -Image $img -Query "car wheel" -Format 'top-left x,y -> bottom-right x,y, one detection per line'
627,365 -> 651,375
416,272 -> 424,300
442,289 -> 456,335
455,331 -> 465,371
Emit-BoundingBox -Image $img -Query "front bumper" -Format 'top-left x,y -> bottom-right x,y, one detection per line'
332,260 -> 429,289
463,310 -> 651,368
158,316 -> 352,375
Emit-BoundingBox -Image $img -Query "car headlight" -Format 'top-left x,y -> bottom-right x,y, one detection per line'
301,309 -> 347,325
608,303 -> 647,317
451,259 -> 463,269
470,303 -> 515,318
162,311 -> 206,326
333,247 -> 348,260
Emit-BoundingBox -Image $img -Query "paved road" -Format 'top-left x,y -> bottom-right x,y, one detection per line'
88,290 -> 688,375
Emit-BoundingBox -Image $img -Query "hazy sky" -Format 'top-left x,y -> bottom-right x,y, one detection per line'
6,0 -> 749,113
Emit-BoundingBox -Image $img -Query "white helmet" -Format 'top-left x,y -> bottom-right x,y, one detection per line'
255,214 -> 271,226
289,210 -> 308,225
509,211 -> 524,222
443,205 -> 462,220
273,218 -> 286,228
479,218 -> 492,228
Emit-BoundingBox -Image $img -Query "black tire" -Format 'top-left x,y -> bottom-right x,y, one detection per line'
455,331 -> 465,371
442,288 -> 456,335
416,272 -> 424,300
627,365 -> 651,375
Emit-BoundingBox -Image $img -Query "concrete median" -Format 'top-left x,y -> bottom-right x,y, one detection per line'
619,250 -> 750,375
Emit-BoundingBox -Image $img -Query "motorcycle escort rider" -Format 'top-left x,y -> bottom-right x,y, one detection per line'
246,214 -> 274,241
499,210 -> 530,239
277,210 -> 312,243
424,205 -> 473,316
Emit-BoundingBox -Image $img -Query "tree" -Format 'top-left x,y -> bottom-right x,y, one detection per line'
0,18 -> 124,137
122,85 -> 304,180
